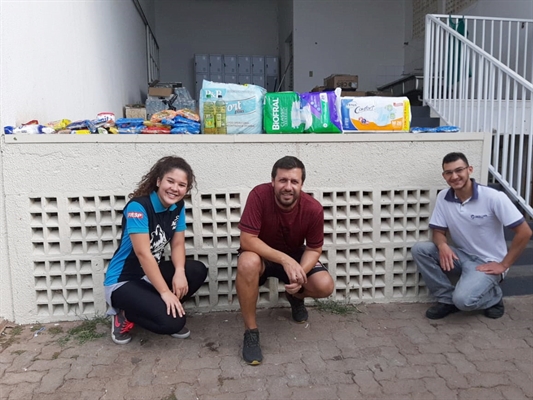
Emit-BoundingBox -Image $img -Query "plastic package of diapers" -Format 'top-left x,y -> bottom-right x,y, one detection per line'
300,89 -> 342,133
263,92 -> 305,133
340,96 -> 411,132
200,80 -> 266,134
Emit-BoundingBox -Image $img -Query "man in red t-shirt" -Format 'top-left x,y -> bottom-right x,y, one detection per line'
237,156 -> 334,365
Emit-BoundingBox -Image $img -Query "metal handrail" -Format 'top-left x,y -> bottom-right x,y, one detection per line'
132,0 -> 160,84
424,14 -> 533,217
430,14 -> 532,81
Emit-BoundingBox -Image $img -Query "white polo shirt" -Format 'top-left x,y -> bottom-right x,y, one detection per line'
429,180 -> 525,263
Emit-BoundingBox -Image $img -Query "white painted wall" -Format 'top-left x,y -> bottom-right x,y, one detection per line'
463,0 -> 533,20
0,133 -> 489,323
277,0 -> 294,92
0,0 -> 148,127
154,0 -> 406,94
292,0 -> 406,92
154,0 -> 280,95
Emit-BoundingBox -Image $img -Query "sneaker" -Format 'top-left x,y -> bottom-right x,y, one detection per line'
242,329 -> 262,366
484,299 -> 505,319
285,292 -> 308,323
170,327 -> 191,339
425,303 -> 460,319
111,311 -> 134,344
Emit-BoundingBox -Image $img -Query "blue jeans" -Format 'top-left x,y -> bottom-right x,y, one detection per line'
411,242 -> 502,311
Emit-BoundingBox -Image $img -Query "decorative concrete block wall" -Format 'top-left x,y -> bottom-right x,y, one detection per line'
0,133 -> 490,323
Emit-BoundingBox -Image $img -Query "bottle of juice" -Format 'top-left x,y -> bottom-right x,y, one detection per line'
202,94 -> 216,134
215,95 -> 227,134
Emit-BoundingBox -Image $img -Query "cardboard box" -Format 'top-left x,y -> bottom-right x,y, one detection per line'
124,104 -> 147,119
147,82 -> 182,97
324,74 -> 358,89
340,91 -> 367,97
311,86 -> 326,92
148,87 -> 174,97
366,90 -> 393,97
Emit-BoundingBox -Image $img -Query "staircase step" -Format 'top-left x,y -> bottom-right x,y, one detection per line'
504,221 -> 533,241
513,247 -> 533,266
502,264 -> 533,297
411,106 -> 431,117
411,116 -> 440,128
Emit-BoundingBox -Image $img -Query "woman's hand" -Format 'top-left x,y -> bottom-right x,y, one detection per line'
172,269 -> 189,299
160,290 -> 185,318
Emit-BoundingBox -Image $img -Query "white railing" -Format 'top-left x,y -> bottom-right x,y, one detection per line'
424,14 -> 533,217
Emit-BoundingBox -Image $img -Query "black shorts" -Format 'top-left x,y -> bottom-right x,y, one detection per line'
258,247 -> 328,286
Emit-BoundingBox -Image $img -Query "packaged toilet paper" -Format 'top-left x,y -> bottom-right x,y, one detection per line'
200,80 -> 266,134
340,96 -> 411,132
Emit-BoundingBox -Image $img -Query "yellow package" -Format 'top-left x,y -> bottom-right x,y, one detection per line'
46,119 -> 71,131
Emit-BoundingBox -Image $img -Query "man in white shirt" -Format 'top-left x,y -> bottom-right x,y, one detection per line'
412,152 -> 532,319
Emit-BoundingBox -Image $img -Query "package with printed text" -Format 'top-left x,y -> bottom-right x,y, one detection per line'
200,80 -> 266,134
340,96 -> 411,132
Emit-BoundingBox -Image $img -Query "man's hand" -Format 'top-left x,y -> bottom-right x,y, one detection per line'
160,291 -> 185,318
438,243 -> 459,271
172,269 -> 188,299
285,282 -> 302,295
282,257 -> 307,285
476,261 -> 507,275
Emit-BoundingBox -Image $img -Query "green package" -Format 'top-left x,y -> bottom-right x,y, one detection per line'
263,92 -> 304,133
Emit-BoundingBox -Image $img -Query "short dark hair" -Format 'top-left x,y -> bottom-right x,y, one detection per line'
442,152 -> 469,168
271,156 -> 306,183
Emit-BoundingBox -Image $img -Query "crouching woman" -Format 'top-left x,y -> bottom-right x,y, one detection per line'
104,156 -> 207,344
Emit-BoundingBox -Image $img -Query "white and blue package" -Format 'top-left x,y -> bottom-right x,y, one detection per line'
200,80 -> 266,134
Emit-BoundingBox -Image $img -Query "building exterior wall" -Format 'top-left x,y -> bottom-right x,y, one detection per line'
0,1 -> 148,127
0,133 -> 489,324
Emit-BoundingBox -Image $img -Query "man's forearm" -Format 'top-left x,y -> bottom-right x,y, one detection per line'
240,234 -> 289,265
299,248 -> 322,273
500,223 -> 533,269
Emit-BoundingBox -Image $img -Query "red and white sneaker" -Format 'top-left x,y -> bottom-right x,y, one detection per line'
111,310 -> 134,344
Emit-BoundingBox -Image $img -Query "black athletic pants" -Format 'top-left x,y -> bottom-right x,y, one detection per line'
111,260 -> 207,335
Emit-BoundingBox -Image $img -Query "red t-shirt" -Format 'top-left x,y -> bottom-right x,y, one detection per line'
238,183 -> 324,254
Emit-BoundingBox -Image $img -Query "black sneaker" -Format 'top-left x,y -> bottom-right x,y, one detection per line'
484,299 -> 505,319
285,292 -> 308,323
242,329 -> 262,366
425,303 -> 460,319
111,310 -> 134,344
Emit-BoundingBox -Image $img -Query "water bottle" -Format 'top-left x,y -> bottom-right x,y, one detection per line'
202,94 -> 216,134
215,95 -> 227,134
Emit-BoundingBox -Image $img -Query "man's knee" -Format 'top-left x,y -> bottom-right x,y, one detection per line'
452,291 -> 481,311
411,241 -> 436,257
319,277 -> 335,298
307,272 -> 334,298
237,252 -> 262,280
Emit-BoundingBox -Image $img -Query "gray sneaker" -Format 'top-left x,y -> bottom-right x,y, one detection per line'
242,329 -> 262,365
170,326 -> 191,339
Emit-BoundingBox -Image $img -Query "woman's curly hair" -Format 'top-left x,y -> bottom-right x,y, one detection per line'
130,156 -> 196,198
